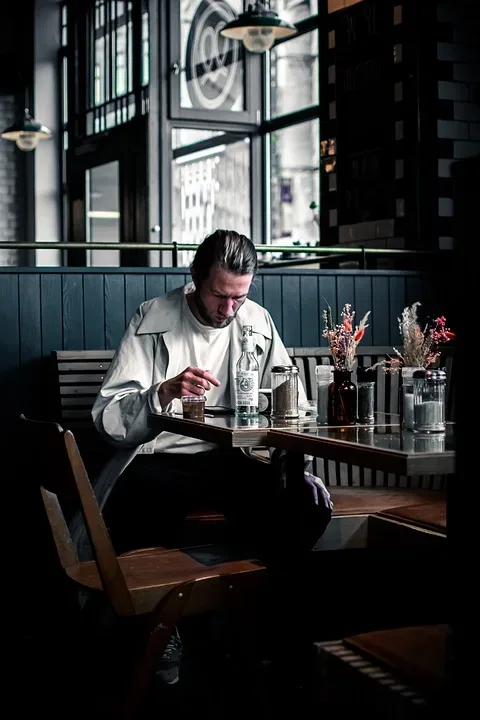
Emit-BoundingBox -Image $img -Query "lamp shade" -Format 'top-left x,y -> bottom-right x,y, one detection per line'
1,108 -> 53,151
220,2 -> 297,53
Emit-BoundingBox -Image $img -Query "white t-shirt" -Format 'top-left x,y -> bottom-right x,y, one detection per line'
153,293 -> 232,454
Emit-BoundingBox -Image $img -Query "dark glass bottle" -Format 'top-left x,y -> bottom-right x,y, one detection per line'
328,369 -> 357,425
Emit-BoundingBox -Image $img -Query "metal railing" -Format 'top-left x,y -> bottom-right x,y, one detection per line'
0,241 -> 451,269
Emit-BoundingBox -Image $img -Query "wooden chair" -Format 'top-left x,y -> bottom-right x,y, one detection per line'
52,350 -> 225,540
19,415 -> 266,718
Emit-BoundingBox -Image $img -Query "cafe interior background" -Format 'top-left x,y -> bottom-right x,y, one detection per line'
2,0 -> 477,716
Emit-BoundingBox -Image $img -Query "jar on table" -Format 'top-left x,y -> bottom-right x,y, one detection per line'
271,365 -> 299,419
413,368 -> 446,433
400,366 -> 424,431
356,367 -> 375,424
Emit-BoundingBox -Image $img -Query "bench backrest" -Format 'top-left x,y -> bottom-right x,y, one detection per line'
52,350 -> 115,475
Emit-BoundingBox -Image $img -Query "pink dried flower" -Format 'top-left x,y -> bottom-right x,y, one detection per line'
322,302 -> 370,371
376,302 -> 454,374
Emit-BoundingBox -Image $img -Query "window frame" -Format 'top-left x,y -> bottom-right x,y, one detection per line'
167,0 -> 262,126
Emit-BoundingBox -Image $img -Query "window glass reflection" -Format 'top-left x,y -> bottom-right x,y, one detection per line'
270,29 -> 318,119
270,119 -> 320,248
172,138 -> 251,267
86,161 -> 120,267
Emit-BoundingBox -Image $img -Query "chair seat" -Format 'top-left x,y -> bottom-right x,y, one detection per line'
68,545 -> 265,614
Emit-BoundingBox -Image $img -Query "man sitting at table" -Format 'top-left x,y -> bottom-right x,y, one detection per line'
91,228 -> 332,684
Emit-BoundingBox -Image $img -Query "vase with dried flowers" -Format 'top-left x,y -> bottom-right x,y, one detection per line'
322,302 -> 371,425
374,302 -> 455,429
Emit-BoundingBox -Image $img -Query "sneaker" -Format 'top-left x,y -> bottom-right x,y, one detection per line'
155,626 -> 183,685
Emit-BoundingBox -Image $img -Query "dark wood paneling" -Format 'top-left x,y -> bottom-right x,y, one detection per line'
62,274 -> 84,350
281,275 -> 301,347
0,273 -> 20,419
83,274 -> 105,350
371,275 -> 390,346
105,274 -> 126,350
124,274 -> 146,325
300,275 -> 319,347
1,267 -> 443,423
353,273 -> 374,345
388,275 -> 406,347
41,274 -> 63,356
318,275 -> 337,347
262,274 -> 282,334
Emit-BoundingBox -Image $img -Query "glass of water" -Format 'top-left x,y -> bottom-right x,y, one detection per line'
315,364 -> 333,424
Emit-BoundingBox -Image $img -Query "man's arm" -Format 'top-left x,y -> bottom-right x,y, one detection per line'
92,304 -> 163,447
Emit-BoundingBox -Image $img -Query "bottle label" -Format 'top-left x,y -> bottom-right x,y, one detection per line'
235,371 -> 259,406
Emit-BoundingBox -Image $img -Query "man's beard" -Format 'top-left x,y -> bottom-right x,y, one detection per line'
190,291 -> 239,329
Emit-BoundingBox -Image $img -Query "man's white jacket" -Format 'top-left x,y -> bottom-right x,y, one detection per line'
83,284 -> 306,529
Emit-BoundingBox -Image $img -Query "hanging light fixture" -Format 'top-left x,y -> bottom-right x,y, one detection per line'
220,1 -> 297,53
1,108 -> 53,151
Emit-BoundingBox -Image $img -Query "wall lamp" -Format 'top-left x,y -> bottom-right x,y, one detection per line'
220,1 -> 297,53
1,108 -> 53,151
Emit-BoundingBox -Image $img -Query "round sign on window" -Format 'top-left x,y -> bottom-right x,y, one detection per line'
185,0 -> 243,111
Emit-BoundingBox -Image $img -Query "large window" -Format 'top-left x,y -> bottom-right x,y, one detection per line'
59,0 -> 320,265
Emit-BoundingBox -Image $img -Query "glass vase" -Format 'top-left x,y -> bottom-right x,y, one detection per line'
328,369 -> 357,425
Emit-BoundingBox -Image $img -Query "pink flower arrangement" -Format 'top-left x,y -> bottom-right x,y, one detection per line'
322,302 -> 371,371
378,302 -> 455,373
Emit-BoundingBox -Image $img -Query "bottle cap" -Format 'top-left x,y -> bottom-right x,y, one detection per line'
271,365 -> 299,374
413,368 -> 447,381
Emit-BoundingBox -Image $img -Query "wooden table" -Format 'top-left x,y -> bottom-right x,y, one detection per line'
147,411 -> 455,477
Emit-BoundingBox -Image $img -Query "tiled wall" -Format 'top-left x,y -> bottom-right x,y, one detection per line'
321,0 -> 480,255
436,1 -> 480,250
0,95 -> 20,265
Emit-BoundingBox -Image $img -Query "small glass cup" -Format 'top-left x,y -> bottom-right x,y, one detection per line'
181,396 -> 206,420
315,364 -> 333,425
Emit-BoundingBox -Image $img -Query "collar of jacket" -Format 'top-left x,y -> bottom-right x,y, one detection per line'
136,283 -> 272,351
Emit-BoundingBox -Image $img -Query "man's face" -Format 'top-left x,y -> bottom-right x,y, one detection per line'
192,265 -> 253,328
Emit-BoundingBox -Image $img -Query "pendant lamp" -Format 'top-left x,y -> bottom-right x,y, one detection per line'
220,1 -> 297,53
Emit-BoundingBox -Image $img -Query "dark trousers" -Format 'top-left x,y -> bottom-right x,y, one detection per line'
103,448 -> 332,565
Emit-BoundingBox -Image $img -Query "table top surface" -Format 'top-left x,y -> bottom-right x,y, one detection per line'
148,410 -> 454,455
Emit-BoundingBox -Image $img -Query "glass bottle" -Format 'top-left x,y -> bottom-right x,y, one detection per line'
328,369 -> 357,425
356,367 -> 375,424
413,368 -> 446,433
235,325 -> 259,416
400,366 -> 424,431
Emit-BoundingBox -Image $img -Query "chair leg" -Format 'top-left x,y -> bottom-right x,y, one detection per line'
121,576 -> 230,719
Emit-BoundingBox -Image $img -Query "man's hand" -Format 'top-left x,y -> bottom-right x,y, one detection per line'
158,366 -> 220,407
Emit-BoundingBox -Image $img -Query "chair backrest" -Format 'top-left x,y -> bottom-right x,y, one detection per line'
19,415 -> 134,615
52,350 -> 115,475
52,350 -> 115,430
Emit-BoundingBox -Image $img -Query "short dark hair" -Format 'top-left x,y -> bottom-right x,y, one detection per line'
191,229 -> 258,283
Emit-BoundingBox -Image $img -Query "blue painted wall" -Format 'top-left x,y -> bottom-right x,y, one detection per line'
0,266 -> 444,422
